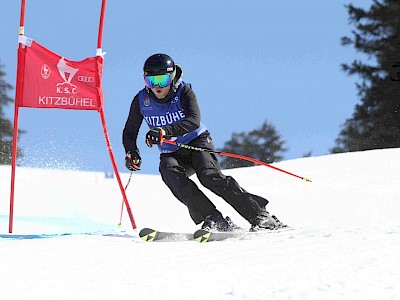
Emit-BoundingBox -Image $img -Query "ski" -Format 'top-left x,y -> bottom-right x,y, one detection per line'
139,226 -> 295,243
194,227 -> 295,243
139,227 -> 193,242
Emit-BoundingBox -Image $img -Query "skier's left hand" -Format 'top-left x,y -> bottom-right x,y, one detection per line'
145,127 -> 165,147
125,149 -> 141,171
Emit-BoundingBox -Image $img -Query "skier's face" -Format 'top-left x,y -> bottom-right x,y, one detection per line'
144,72 -> 172,99
151,85 -> 170,99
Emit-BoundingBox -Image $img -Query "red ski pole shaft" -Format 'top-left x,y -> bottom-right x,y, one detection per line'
162,139 -> 311,182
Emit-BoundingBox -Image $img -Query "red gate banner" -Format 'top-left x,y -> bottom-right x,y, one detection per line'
9,0 -> 137,234
17,36 -> 103,110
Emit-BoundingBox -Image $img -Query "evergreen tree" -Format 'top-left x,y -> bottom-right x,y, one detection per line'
219,120 -> 287,169
332,0 -> 400,153
0,60 -> 23,164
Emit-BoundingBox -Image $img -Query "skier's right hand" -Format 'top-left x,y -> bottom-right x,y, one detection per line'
125,149 -> 141,171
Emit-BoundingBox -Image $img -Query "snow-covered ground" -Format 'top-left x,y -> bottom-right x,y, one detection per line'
0,149 -> 399,300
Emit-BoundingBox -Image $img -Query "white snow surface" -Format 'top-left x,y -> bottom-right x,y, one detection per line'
0,149 -> 399,300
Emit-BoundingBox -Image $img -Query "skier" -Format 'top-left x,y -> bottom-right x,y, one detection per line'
122,53 -> 286,231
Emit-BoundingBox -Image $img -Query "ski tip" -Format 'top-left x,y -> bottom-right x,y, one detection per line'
194,229 -> 212,243
139,228 -> 158,242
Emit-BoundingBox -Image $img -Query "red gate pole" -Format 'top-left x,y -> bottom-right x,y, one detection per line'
97,0 -> 106,52
99,109 -> 137,229
96,0 -> 137,229
9,0 -> 27,233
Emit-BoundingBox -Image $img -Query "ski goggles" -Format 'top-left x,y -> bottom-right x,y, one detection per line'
144,73 -> 172,89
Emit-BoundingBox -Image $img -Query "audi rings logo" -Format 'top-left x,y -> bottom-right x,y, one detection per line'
77,76 -> 94,83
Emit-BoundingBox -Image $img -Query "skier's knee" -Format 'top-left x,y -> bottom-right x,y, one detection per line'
198,172 -> 227,190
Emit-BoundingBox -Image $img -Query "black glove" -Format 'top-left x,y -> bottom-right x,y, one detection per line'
125,149 -> 141,171
145,128 -> 165,147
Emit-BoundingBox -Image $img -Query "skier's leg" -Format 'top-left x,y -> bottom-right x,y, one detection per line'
195,155 -> 282,228
189,133 -> 278,226
195,157 -> 262,223
159,154 -> 217,224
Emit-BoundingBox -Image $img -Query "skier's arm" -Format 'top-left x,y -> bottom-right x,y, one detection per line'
123,94 -> 143,152
162,85 -> 201,137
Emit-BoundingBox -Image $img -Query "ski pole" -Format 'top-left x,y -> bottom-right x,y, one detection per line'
162,139 -> 312,182
118,171 -> 133,227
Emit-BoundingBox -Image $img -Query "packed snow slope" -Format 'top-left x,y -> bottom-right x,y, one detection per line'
0,148 -> 399,300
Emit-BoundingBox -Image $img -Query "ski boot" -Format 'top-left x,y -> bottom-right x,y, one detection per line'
271,215 -> 287,228
202,211 -> 237,232
226,216 -> 242,231
250,209 -> 287,231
